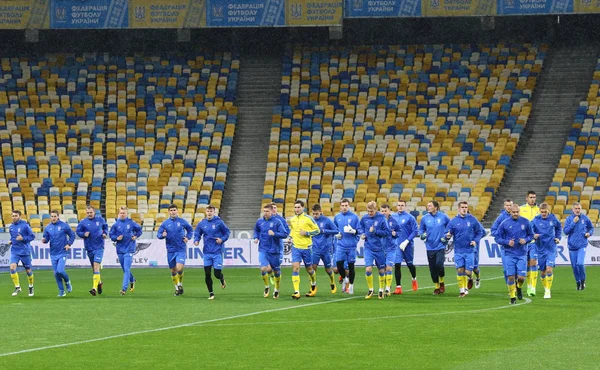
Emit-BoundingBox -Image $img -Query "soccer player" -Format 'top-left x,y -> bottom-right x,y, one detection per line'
495,205 -> 534,304
445,202 -> 485,297
254,204 -> 287,298
419,200 -> 450,295
310,204 -> 338,294
42,211 -> 76,297
76,206 -> 108,296
391,200 -> 419,294
334,198 -> 361,294
563,202 -> 594,291
530,203 -> 562,299
288,200 -> 320,299
360,201 -> 391,299
109,206 -> 143,296
8,210 -> 35,297
268,202 -> 290,284
520,191 -> 540,297
380,204 -> 400,296
491,198 -> 514,285
194,205 -> 231,300
157,204 -> 193,296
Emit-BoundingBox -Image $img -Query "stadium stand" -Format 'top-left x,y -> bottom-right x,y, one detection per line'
263,44 -> 546,222
0,52 -> 239,231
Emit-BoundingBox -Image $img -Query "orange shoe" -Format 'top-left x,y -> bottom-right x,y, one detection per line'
412,279 -> 418,291
393,286 -> 403,295
439,282 -> 445,294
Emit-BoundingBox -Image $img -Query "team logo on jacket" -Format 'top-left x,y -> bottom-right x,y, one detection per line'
96,222 -> 99,226
212,225 -> 216,229
269,222 -> 273,227
0,243 -> 10,257
374,221 -> 378,226
467,222 -> 470,227
521,225 -> 525,230
135,242 -> 152,255
127,225 -> 130,229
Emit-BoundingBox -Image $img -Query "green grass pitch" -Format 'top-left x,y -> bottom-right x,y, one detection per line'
1,266 -> 598,369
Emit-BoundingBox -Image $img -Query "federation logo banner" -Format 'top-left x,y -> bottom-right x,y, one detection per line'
50,0 -> 128,29
498,0 -> 572,15
207,0 -> 284,27
129,0 -> 205,28
0,0 -> 49,29
286,0 -> 342,26
345,0 -> 421,17
422,0 -> 496,16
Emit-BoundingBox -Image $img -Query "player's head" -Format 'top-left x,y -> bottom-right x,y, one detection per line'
366,201 -> 377,217
263,204 -> 273,219
572,202 -> 582,216
380,203 -> 391,217
118,206 -> 128,220
539,202 -> 550,219
50,210 -> 60,224
269,202 -> 278,214
510,204 -> 521,219
206,205 -> 216,220
11,210 -> 21,223
86,206 -> 96,220
503,198 -> 513,213
396,200 -> 407,213
340,198 -> 350,214
294,200 -> 305,215
526,191 -> 536,206
168,204 -> 178,219
458,201 -> 469,216
427,201 -> 440,215
311,204 -> 322,219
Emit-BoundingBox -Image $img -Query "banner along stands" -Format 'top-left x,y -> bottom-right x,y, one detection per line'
206,0 -> 284,27
50,0 -> 128,29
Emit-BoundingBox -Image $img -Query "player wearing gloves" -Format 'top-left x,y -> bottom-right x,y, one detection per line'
254,204 -> 288,298
419,201 -> 450,295
563,202 -> 594,291
110,207 -> 143,296
380,204 -> 400,296
359,202 -> 391,299
42,211 -> 76,297
311,204 -> 339,294
391,200 -> 419,294
333,198 -> 360,294
530,203 -> 562,299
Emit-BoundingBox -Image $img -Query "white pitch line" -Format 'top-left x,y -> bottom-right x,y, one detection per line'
0,275 -> 510,358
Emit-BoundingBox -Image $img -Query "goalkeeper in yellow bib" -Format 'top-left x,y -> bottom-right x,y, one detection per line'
288,200 -> 320,299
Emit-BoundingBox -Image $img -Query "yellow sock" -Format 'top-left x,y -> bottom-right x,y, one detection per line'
10,272 -> 20,287
546,274 -> 553,290
309,271 -> 317,284
435,282 -> 440,289
541,276 -> 546,289
178,272 -> 184,285
526,271 -> 531,286
508,284 -> 516,298
274,275 -> 281,290
457,275 -> 463,289
292,274 -> 300,293
385,273 -> 393,288
531,271 -> 538,289
366,273 -> 374,290
269,271 -> 274,278
463,275 -> 469,288
439,276 -> 445,284
328,272 -> 335,285
517,279 -> 524,288
93,273 -> 100,289
27,273 -> 34,287
262,273 -> 269,287
172,273 -> 180,287
379,274 -> 385,290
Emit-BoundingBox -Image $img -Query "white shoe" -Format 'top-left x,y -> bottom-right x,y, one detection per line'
464,288 -> 469,295
28,287 -> 34,297
341,278 -> 348,293
475,279 -> 480,289
12,287 -> 21,296
57,291 -> 66,297
348,284 -> 354,295
544,290 -> 551,299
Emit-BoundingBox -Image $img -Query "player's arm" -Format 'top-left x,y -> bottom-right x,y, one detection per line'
563,216 -> 575,235
66,226 -> 76,246
133,222 -> 143,238
304,216 -> 320,236
523,220 -> 534,243
109,224 -> 119,242
253,220 -> 260,241
75,222 -> 86,238
374,217 -> 391,237
272,219 -> 288,238
220,221 -> 231,242
444,219 -> 455,237
102,218 -> 109,236
494,223 -> 509,246
322,218 -> 338,236
473,220 -> 485,244
42,228 -> 50,243
23,225 -> 35,243
418,218 -> 427,237
157,223 -> 167,239
193,222 -> 203,244
184,220 -> 193,240
586,217 -> 594,236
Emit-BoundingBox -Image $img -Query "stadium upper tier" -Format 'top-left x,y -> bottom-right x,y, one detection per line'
545,58 -> 600,224
263,44 -> 546,221
0,52 -> 239,232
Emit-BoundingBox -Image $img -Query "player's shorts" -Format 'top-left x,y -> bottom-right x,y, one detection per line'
364,249 -> 386,270
538,252 -> 556,271
335,247 -> 356,264
395,244 -> 414,265
454,251 -> 475,270
292,247 -> 312,266
312,248 -> 332,268
527,244 -> 538,260
167,251 -> 186,269
502,254 -> 527,277
86,249 -> 104,265
203,253 -> 223,269
384,248 -> 396,267
10,253 -> 32,269
259,251 -> 281,270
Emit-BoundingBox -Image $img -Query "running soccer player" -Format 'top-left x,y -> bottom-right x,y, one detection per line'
563,202 -> 594,291
520,191 -> 540,297
268,202 -> 290,284
109,206 -> 143,296
194,205 -> 231,300
157,204 -> 193,296
42,211 -> 76,297
334,198 -> 361,295
391,200 -> 419,294
491,198 -> 514,285
495,205 -> 534,305
254,204 -> 287,298
444,202 -> 485,297
380,204 -> 400,296
530,203 -> 561,299
8,210 -> 35,297
419,200 -> 451,295
310,204 -> 338,294
288,200 -> 320,299
76,206 -> 108,296
360,201 -> 391,299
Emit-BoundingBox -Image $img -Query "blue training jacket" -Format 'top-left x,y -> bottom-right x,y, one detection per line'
383,215 -> 401,251
445,214 -> 485,253
43,220 -> 76,257
531,213 -> 562,255
76,215 -> 108,251
391,211 -> 418,250
9,219 -> 35,256
490,210 -> 510,237
419,211 -> 451,251
494,216 -> 534,257
110,218 -> 143,254
563,214 -> 594,250
157,217 -> 193,253
194,216 -> 231,255
254,216 -> 288,254
333,211 -> 360,250
359,212 -> 391,252
312,215 -> 338,252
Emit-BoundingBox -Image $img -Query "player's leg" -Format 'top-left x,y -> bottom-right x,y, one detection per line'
455,255 -> 466,297
52,257 -> 65,297
291,247 -> 302,299
544,261 -> 554,298
127,253 -> 136,292
19,254 -> 34,296
473,243 -> 481,285
347,248 -> 357,294
205,262 -> 214,300
268,253 -> 282,298
364,249 -> 374,299
426,250 -> 440,294
516,256 -> 527,300
259,252 -> 271,297
58,255 -> 70,294
435,249 -> 446,293
394,246 -> 403,294
577,248 -> 587,290
304,249 -> 317,296
376,253 -> 386,299
335,247 -> 347,290
503,254 -> 517,304
568,248 -> 580,289
118,253 -> 128,294
168,252 -> 181,296
465,252 -> 474,291
527,245 -> 538,296
213,252 -> 226,290
404,245 -> 418,291
9,257 -> 21,296
322,250 -> 336,293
